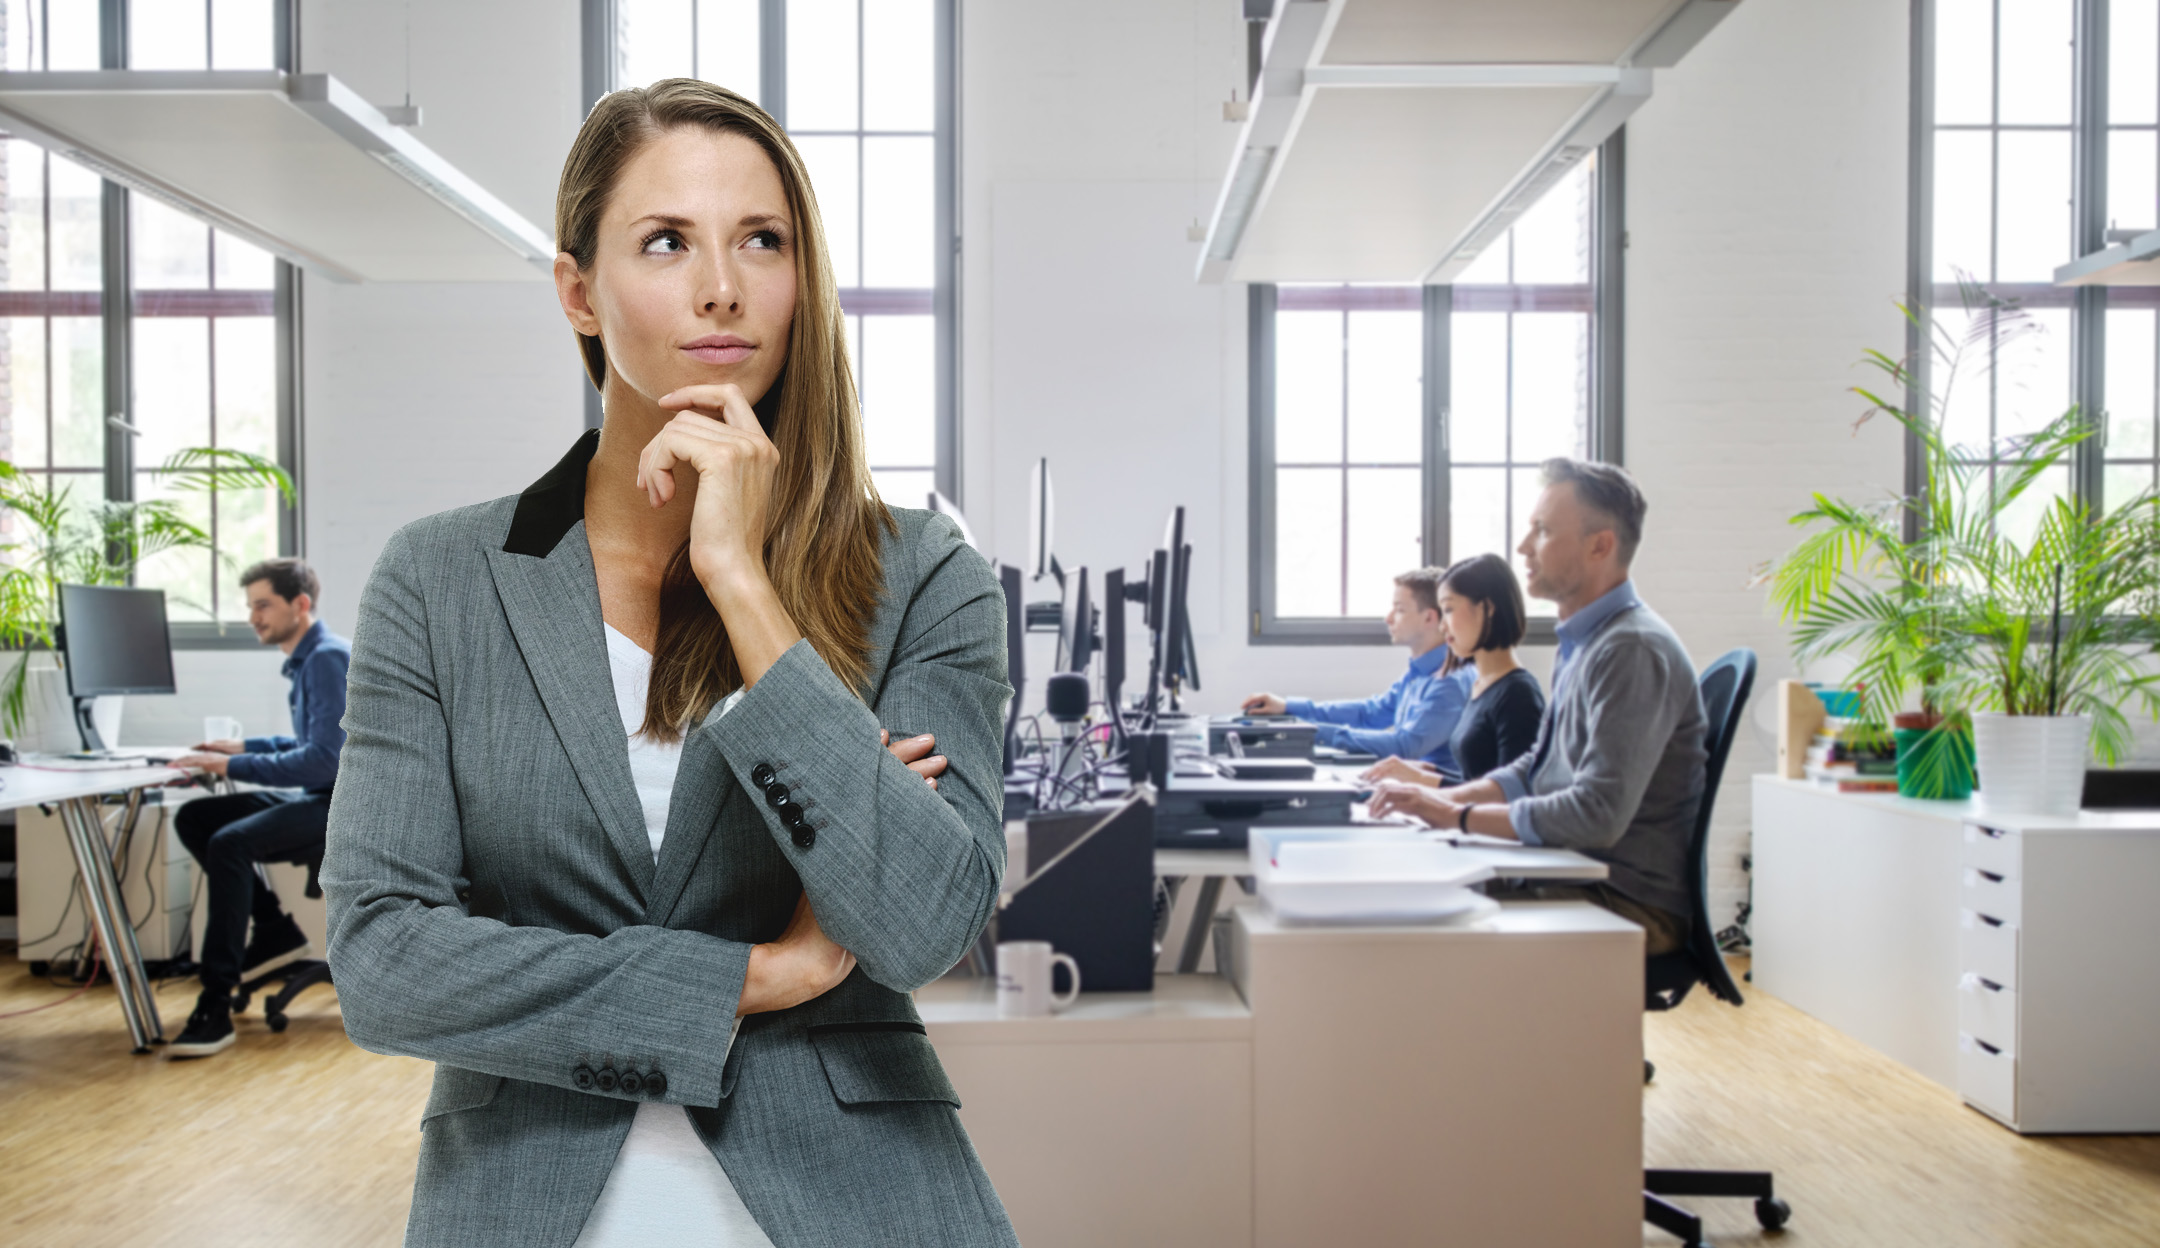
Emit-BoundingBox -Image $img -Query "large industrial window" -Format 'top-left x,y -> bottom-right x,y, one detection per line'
605,0 -> 958,506
1250,149 -> 1616,645
1914,0 -> 2160,524
1,0 -> 299,638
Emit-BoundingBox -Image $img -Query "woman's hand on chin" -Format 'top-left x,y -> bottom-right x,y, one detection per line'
739,893 -> 857,1016
637,382 -> 778,587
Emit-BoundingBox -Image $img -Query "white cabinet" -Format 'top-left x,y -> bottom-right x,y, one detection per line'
1755,777 -> 2160,1134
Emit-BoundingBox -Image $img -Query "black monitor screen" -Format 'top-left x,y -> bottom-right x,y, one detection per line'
59,585 -> 177,697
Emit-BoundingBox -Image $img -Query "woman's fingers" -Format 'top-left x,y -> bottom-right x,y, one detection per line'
885,732 -> 937,765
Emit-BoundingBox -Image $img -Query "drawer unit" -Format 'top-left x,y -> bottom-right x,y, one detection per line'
1958,1032 -> 2017,1122
1957,974 -> 2017,1053
1960,824 -> 2021,878
1959,909 -> 2019,990
1960,867 -> 2021,926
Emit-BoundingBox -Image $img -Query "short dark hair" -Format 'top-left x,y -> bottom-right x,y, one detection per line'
240,558 -> 320,606
1539,457 -> 1648,565
1440,553 -> 1529,655
1393,567 -> 1444,618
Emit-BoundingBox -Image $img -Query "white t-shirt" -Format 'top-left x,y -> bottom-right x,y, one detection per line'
574,626 -> 771,1248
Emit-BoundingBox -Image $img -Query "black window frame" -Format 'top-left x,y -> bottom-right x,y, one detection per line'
1247,131 -> 1626,647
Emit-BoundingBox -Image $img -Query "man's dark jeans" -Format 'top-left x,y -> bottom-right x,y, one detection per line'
175,791 -> 331,992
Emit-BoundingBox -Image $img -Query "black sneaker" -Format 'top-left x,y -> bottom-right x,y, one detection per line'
242,913 -> 312,978
168,993 -> 236,1058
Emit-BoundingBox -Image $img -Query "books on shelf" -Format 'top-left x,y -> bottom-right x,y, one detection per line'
1802,720 -> 1899,792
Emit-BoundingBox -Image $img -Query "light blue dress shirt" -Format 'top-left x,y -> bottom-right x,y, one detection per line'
1285,647 -> 1474,772
1492,579 -> 1643,844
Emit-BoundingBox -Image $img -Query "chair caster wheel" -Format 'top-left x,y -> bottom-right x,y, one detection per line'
1755,1196 -> 1791,1230
1644,1059 -> 1656,1084
230,992 -> 251,1015
266,1012 -> 289,1034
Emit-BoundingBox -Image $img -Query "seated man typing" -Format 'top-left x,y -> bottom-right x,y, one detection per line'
1242,568 -> 1474,773
1369,460 -> 1706,954
166,559 -> 351,1058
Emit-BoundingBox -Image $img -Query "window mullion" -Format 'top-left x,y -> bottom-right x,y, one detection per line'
1422,284 -> 1452,569
2072,0 -> 2108,512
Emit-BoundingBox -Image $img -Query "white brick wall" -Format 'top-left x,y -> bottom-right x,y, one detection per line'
1625,0 -> 1913,936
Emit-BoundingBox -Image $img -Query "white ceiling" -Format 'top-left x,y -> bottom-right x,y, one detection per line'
0,72 -> 552,283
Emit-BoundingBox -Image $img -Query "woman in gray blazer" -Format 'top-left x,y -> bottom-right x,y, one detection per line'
322,79 -> 1016,1246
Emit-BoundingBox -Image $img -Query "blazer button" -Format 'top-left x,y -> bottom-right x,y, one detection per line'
771,795 -> 800,821
792,825 -> 816,850
595,1067 -> 620,1093
765,784 -> 793,810
751,763 -> 777,789
572,1065 -> 596,1091
619,1069 -> 644,1096
646,1069 -> 667,1098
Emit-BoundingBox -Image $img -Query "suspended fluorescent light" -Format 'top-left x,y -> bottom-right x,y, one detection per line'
0,70 -> 552,283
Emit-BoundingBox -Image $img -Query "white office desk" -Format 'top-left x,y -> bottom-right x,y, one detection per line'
923,900 -> 1643,1248
1753,775 -> 2160,1132
1,760 -> 186,1052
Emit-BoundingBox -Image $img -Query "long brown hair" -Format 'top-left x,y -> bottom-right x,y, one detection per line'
556,79 -> 893,739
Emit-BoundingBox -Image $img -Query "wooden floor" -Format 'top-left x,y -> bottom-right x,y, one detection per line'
2,954 -> 2157,1246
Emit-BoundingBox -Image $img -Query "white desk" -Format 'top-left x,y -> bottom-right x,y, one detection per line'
922,900 -> 1643,1248
1,760 -> 186,1052
1754,775 -> 2160,1132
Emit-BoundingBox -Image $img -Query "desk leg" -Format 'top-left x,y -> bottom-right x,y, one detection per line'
57,796 -> 164,1052
1176,876 -> 1225,973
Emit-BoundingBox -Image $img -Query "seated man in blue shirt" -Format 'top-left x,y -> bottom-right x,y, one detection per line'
167,559 -> 352,1058
1241,568 -> 1474,773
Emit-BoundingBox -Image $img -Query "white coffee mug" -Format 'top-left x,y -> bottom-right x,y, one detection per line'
996,941 -> 1080,1018
204,715 -> 243,744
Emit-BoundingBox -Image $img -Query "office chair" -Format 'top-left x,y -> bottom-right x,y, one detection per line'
1641,648 -> 1792,1246
231,844 -> 334,1034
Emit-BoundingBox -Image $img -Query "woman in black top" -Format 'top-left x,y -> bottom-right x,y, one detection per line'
1364,554 -> 1545,785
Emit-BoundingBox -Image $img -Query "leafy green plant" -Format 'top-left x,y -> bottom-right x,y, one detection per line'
1763,284 -> 2160,783
0,447 -> 294,733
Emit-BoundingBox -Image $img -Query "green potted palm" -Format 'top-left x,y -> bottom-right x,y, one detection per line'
1766,289 -> 2160,809
0,447 -> 293,739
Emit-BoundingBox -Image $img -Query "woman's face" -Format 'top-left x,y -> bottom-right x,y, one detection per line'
1440,590 -> 1486,660
556,126 -> 798,410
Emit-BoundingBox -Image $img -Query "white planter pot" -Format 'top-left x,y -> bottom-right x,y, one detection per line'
1972,712 -> 2092,816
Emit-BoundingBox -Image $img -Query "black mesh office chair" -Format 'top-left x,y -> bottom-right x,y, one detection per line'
1641,648 -> 1792,1246
231,845 -> 334,1033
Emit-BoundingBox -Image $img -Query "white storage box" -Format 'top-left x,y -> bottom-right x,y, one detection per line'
1255,836 -> 1497,926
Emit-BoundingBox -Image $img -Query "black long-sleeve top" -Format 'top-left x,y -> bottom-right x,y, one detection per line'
1446,667 -> 1546,782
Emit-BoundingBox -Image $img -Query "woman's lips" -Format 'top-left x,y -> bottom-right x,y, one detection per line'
682,335 -> 753,365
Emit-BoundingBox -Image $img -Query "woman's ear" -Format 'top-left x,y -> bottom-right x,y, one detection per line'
555,252 -> 602,336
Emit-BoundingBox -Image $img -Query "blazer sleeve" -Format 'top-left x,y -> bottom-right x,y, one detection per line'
706,513 -> 1012,993
322,526 -> 751,1108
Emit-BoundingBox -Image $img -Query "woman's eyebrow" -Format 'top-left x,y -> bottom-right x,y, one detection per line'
739,213 -> 790,230
628,213 -> 695,231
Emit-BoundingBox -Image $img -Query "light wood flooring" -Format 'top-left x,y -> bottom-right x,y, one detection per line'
1,955 -> 2157,1246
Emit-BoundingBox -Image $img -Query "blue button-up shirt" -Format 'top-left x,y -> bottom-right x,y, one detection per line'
1494,579 -> 1642,844
1286,647 -> 1474,772
227,620 -> 351,794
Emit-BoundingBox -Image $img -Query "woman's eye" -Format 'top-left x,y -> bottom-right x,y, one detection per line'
744,230 -> 782,251
641,231 -> 685,254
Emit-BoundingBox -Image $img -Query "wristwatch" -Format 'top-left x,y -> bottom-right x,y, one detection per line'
1456,803 -> 1473,833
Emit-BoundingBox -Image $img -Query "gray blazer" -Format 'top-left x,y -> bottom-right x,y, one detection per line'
322,431 -> 1019,1247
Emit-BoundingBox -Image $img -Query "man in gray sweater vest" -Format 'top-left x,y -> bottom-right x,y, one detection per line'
1370,458 -> 1706,953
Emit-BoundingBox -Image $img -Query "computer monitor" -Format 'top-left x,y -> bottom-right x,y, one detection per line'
1102,566 -> 1127,714
926,490 -> 979,551
1000,563 -> 1027,775
56,584 -> 177,753
1027,458 -> 1059,584
1056,566 -> 1094,674
1158,506 -> 1200,707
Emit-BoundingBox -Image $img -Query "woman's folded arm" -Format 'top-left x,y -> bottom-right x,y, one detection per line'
707,514 -> 1010,992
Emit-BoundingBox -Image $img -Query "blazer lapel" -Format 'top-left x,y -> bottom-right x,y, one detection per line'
645,720 -> 736,926
485,528 -> 657,897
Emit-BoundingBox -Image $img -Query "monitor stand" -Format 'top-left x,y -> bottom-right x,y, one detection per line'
74,696 -> 112,755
